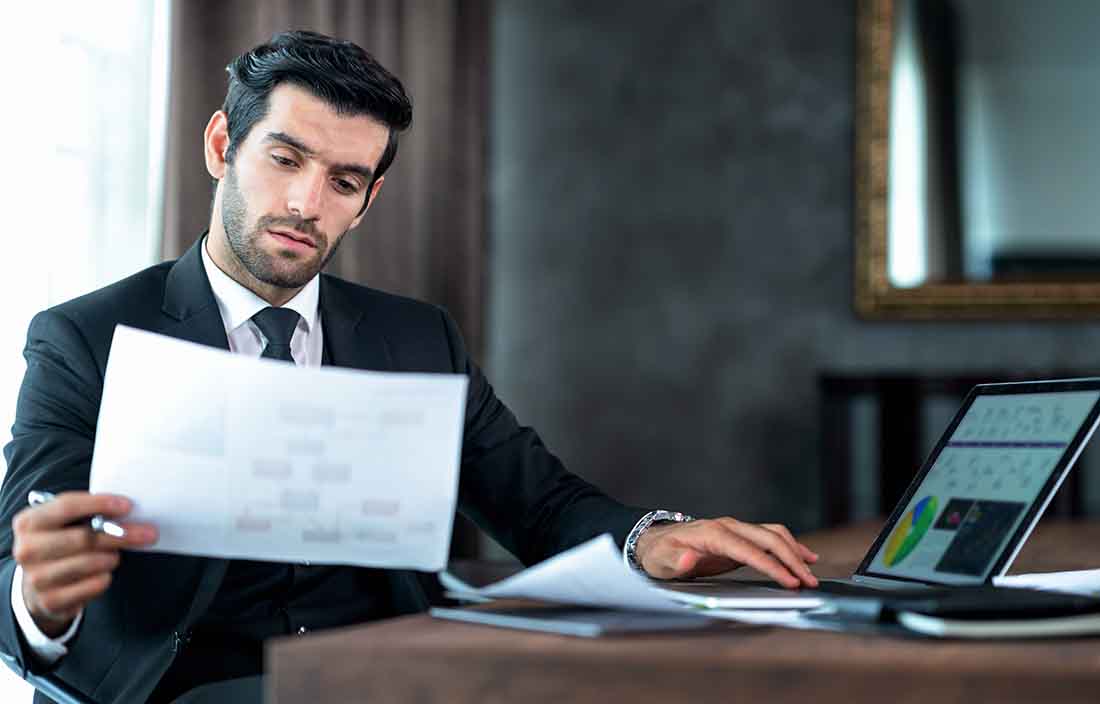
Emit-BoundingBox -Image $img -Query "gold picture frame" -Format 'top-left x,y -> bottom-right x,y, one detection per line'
854,0 -> 1100,319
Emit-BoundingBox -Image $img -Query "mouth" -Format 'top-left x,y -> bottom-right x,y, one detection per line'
267,229 -> 317,250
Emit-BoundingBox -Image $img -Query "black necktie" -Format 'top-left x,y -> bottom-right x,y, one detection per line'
251,307 -> 301,364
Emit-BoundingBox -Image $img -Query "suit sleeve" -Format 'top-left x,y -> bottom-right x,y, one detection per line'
439,310 -> 648,566
0,310 -> 104,675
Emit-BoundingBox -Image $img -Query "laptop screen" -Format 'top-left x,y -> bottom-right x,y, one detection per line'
863,388 -> 1100,585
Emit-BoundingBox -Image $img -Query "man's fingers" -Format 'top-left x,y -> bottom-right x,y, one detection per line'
99,521 -> 158,548
23,551 -> 119,593
674,549 -> 702,576
641,540 -> 714,580
17,492 -> 132,531
643,543 -> 690,579
733,521 -> 818,587
716,520 -> 818,587
13,526 -> 95,564
759,523 -> 801,552
14,523 -> 157,565
33,573 -> 112,618
701,527 -> 803,588
762,523 -> 819,563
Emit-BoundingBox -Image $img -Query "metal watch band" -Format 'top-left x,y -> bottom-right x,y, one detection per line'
623,509 -> 695,574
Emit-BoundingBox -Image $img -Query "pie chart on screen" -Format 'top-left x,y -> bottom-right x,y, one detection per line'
884,495 -> 938,567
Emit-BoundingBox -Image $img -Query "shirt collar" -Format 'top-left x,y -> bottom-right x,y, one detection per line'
200,236 -> 320,335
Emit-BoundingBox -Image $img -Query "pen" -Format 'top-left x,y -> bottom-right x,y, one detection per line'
27,490 -> 127,538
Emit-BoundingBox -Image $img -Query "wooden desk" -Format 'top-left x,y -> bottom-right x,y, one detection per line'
267,522 -> 1100,703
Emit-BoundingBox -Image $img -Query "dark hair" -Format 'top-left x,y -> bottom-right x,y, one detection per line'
223,30 -> 412,209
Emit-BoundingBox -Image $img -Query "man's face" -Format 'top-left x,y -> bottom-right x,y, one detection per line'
211,83 -> 390,291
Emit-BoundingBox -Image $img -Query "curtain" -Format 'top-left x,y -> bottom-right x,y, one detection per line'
161,0 -> 490,357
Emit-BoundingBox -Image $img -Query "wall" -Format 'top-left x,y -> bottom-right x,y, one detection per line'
487,0 -> 1100,537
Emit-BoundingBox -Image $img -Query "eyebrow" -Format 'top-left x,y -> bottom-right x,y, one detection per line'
263,131 -> 375,183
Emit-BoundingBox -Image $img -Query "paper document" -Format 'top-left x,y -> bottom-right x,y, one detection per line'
440,534 -> 824,612
994,569 -> 1100,596
89,326 -> 468,571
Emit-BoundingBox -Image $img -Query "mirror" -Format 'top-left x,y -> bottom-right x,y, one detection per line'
855,0 -> 1100,318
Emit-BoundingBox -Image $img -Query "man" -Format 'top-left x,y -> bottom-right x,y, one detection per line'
0,31 -> 818,703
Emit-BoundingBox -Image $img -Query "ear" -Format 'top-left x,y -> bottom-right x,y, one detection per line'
204,111 -> 231,180
349,175 -> 385,230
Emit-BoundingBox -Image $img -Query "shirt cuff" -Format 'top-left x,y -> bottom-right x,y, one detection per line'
10,565 -> 82,665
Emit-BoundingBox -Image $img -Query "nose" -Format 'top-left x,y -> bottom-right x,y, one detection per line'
286,167 -> 326,222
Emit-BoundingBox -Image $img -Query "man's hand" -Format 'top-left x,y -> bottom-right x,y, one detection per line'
633,517 -> 819,588
11,492 -> 158,637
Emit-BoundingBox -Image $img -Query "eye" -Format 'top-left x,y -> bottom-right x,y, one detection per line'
272,154 -> 298,168
332,178 -> 360,195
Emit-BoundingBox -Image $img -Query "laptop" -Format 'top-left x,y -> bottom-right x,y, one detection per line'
661,378 -> 1100,604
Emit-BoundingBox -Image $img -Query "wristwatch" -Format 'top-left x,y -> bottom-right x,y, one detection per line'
623,509 -> 695,574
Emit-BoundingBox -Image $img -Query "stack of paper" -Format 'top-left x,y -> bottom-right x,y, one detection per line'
440,533 -> 824,611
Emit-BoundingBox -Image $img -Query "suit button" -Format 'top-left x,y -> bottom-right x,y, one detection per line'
297,626 -> 308,636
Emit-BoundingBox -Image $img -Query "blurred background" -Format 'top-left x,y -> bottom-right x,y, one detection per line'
4,0 -> 1100,698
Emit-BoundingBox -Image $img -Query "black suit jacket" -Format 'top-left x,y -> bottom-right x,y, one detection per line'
0,239 -> 646,703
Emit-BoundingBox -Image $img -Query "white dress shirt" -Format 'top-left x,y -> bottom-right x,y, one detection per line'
11,237 -> 324,663
200,238 -> 324,367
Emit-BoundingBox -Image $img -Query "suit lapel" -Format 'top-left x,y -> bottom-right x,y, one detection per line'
157,236 -> 230,350
319,276 -> 393,371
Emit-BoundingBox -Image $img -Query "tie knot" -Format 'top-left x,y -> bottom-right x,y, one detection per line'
251,307 -> 301,349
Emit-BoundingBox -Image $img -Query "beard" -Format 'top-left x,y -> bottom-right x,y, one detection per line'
220,165 -> 347,289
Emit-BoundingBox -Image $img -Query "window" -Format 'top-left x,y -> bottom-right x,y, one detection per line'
0,1 -> 170,698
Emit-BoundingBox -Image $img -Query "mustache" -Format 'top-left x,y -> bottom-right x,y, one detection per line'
255,214 -> 324,241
